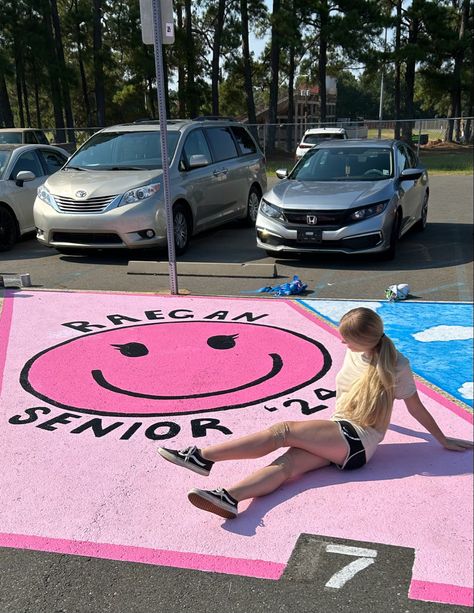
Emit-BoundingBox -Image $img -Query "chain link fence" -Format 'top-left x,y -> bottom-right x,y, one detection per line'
245,117 -> 473,157
35,116 -> 473,161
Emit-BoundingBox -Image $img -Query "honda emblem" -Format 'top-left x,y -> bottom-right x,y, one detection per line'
307,215 -> 318,225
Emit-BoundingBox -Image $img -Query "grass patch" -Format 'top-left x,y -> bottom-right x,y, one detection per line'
419,150 -> 473,175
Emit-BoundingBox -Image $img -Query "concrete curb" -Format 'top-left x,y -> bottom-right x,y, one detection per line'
127,261 -> 278,278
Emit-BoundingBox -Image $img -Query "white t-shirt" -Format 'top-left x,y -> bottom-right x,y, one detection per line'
331,349 -> 417,460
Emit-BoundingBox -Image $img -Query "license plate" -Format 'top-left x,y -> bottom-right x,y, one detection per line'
297,228 -> 322,243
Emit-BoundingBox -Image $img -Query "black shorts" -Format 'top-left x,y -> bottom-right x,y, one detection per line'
333,420 -> 367,471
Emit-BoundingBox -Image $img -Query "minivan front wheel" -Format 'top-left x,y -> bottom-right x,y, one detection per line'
0,206 -> 18,252
245,187 -> 261,226
172,203 -> 191,255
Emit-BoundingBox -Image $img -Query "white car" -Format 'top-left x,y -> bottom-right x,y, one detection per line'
0,144 -> 69,251
295,127 -> 347,160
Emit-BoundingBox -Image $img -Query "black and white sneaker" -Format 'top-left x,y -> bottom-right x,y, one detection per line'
188,488 -> 238,519
157,445 -> 214,476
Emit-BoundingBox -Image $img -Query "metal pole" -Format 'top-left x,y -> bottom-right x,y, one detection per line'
151,0 -> 178,295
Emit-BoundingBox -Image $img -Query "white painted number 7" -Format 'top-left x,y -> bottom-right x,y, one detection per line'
324,544 -> 378,589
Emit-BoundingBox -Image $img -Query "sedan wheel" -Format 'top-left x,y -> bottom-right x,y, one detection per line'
245,187 -> 261,226
414,193 -> 429,232
382,212 -> 401,261
0,206 -> 18,252
172,204 -> 190,255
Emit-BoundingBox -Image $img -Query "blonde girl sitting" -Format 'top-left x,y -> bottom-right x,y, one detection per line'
158,307 -> 473,519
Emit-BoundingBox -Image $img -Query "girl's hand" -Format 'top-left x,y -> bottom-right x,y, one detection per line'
442,437 -> 474,451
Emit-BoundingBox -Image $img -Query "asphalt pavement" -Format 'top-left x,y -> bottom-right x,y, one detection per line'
0,173 -> 472,613
1,175 -> 473,302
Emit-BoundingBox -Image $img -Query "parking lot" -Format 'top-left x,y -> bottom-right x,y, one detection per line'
2,174 -> 473,302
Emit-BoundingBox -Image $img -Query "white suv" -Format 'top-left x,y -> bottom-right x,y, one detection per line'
34,118 -> 267,254
295,127 -> 347,160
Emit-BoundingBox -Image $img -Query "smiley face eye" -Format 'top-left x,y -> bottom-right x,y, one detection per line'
207,334 -> 239,350
112,342 -> 149,357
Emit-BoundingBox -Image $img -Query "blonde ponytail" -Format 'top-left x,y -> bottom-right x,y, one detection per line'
338,308 -> 398,430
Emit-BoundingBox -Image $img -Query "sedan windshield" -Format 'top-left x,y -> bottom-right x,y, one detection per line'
303,133 -> 344,145
0,132 -> 22,144
66,131 -> 180,170
290,147 -> 393,181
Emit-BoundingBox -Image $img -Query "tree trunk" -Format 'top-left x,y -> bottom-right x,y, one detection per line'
176,1 -> 186,117
21,69 -> 32,126
93,0 -> 105,126
13,41 -> 25,126
268,0 -> 281,153
394,0 -> 402,139
42,1 -> 66,141
241,0 -> 257,132
50,0 -> 75,143
287,43 -> 295,152
0,73 -> 14,127
31,55 -> 42,128
452,0 -> 469,140
318,1 -> 329,124
211,0 -> 225,115
74,0 -> 92,126
184,0 -> 197,117
401,12 -> 420,143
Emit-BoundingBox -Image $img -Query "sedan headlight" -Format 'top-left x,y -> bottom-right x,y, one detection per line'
349,200 -> 389,222
37,185 -> 56,207
119,182 -> 161,206
260,199 -> 286,222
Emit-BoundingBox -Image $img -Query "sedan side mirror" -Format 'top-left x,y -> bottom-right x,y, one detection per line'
15,170 -> 36,186
400,168 -> 423,181
276,169 -> 288,179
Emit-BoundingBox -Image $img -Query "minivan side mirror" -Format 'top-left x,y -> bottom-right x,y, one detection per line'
15,170 -> 36,186
400,168 -> 423,181
188,154 -> 210,169
276,169 -> 288,179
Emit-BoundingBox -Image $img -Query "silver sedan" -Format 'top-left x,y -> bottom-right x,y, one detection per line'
256,139 -> 429,259
0,144 -> 69,251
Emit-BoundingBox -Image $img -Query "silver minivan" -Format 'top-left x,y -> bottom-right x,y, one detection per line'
33,118 -> 267,254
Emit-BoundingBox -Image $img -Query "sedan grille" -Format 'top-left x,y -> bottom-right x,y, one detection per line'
283,209 -> 348,229
53,194 -> 119,213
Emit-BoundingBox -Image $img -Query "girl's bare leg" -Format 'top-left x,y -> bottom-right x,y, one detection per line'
200,420 -> 350,502
202,420 -> 348,464
227,447 -> 331,502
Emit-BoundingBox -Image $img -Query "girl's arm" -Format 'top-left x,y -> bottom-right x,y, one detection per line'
404,392 -> 473,451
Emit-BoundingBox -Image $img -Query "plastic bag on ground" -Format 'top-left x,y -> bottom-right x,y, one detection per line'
385,283 -> 410,301
258,275 -> 308,297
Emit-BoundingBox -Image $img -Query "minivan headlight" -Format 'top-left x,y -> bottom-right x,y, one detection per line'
120,182 -> 161,206
260,199 -> 285,222
349,200 -> 389,222
37,184 -> 55,207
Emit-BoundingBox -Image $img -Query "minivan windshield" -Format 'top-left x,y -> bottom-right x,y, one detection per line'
66,131 -> 180,170
290,146 -> 393,181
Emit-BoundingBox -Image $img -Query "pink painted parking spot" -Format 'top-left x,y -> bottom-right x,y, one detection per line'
0,291 -> 472,607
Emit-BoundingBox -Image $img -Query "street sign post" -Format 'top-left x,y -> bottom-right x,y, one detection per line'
139,0 -> 177,294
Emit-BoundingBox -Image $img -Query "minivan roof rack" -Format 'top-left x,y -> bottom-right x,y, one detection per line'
192,115 -> 236,122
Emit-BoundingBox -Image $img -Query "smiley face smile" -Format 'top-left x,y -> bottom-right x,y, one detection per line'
91,353 -> 283,399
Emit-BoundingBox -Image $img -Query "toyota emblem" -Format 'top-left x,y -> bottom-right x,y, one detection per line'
75,190 -> 87,198
307,215 -> 318,225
